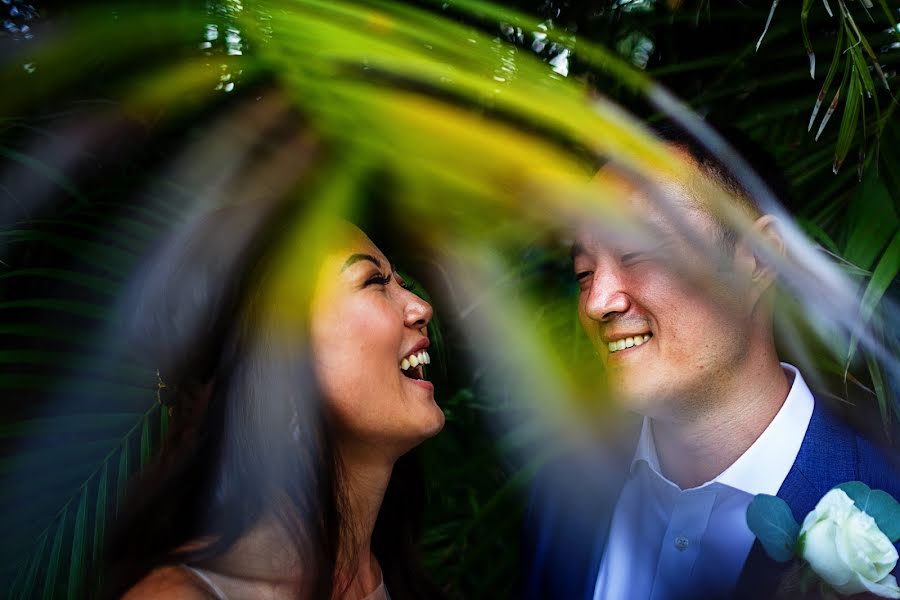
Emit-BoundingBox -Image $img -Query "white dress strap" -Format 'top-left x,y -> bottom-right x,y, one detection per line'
181,564 -> 229,600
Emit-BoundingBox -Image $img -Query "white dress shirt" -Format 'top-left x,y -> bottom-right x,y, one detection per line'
593,364 -> 815,600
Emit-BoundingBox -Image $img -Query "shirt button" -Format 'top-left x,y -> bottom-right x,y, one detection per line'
674,535 -> 689,551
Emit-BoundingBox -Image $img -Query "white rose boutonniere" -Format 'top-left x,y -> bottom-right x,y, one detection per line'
747,481 -> 900,598
801,488 -> 899,596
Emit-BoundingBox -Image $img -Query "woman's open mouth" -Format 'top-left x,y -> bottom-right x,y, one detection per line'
400,349 -> 431,381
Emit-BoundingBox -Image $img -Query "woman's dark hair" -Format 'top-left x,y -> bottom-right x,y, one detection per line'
102,195 -> 443,599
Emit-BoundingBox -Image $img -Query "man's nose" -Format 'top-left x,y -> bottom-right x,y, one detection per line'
583,268 -> 631,322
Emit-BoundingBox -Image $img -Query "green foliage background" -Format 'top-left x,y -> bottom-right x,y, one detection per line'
1,0 -> 899,598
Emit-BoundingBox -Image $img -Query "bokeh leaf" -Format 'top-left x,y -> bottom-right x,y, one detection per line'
67,488 -> 89,600
42,510 -> 67,600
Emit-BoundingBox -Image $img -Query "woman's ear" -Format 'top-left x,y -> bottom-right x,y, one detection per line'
734,214 -> 785,302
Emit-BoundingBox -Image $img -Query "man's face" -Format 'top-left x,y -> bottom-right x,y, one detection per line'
573,169 -> 756,418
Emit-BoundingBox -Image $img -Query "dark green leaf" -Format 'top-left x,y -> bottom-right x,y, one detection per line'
42,510 -> 67,600
859,229 -> 900,325
17,532 -> 48,600
842,169 -> 897,272
815,70 -> 847,142
0,439 -> 119,477
140,417 -> 151,467
878,0 -> 900,43
116,445 -> 130,517
0,299 -> 109,321
22,217 -> 155,251
0,324 -> 108,349
0,414 -> 142,441
92,463 -> 109,565
0,268 -> 119,296
0,374 -> 152,400
755,0 -> 781,52
840,4 -> 890,90
159,403 -> 169,445
0,230 -> 135,273
833,66 -> 862,173
844,33 -> 875,98
808,23 -> 844,132
66,488 -> 89,600
864,353 -> 891,438
0,146 -> 87,204
800,0 -> 815,79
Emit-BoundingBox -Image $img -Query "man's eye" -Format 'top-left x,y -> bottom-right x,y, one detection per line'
623,242 -> 672,265
575,271 -> 592,282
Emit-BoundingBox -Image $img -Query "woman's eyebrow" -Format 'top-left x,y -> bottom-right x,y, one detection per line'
341,253 -> 382,272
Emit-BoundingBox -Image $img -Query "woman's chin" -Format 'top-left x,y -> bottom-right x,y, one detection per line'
422,407 -> 445,438
398,407 -> 445,451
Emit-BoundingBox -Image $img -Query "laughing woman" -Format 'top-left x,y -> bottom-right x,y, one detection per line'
104,204 -> 445,600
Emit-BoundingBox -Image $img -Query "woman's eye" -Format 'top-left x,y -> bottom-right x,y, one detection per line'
366,273 -> 392,287
399,278 -> 417,292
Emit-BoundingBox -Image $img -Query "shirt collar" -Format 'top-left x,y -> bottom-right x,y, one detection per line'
631,363 -> 815,495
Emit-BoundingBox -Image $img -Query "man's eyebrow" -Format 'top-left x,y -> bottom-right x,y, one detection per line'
341,253 -> 382,272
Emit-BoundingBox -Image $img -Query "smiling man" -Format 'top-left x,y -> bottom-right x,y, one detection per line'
521,124 -> 900,600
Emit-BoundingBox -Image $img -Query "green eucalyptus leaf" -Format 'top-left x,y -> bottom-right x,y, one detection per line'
835,481 -> 900,541
746,494 -> 800,562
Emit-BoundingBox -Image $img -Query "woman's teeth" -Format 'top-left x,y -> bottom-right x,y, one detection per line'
400,350 -> 431,371
608,334 -> 651,353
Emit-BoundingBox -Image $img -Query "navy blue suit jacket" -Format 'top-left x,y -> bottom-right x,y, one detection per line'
520,399 -> 900,600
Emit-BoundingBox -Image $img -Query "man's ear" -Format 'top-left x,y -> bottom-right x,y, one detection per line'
735,214 -> 785,300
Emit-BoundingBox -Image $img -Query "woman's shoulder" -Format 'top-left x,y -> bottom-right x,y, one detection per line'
122,565 -> 217,599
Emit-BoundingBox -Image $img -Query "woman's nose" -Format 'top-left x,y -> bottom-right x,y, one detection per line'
404,293 -> 433,330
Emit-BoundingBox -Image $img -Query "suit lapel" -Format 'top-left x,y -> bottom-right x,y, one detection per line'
734,400 -> 859,598
778,399 -> 858,521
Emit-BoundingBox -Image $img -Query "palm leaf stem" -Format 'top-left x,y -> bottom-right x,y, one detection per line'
6,400 -> 162,588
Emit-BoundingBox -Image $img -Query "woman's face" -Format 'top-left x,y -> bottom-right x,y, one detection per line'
309,225 -> 444,456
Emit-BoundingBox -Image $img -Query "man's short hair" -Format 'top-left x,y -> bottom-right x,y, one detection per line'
648,119 -> 792,250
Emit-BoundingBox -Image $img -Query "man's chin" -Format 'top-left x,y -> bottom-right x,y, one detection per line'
610,385 -> 670,418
